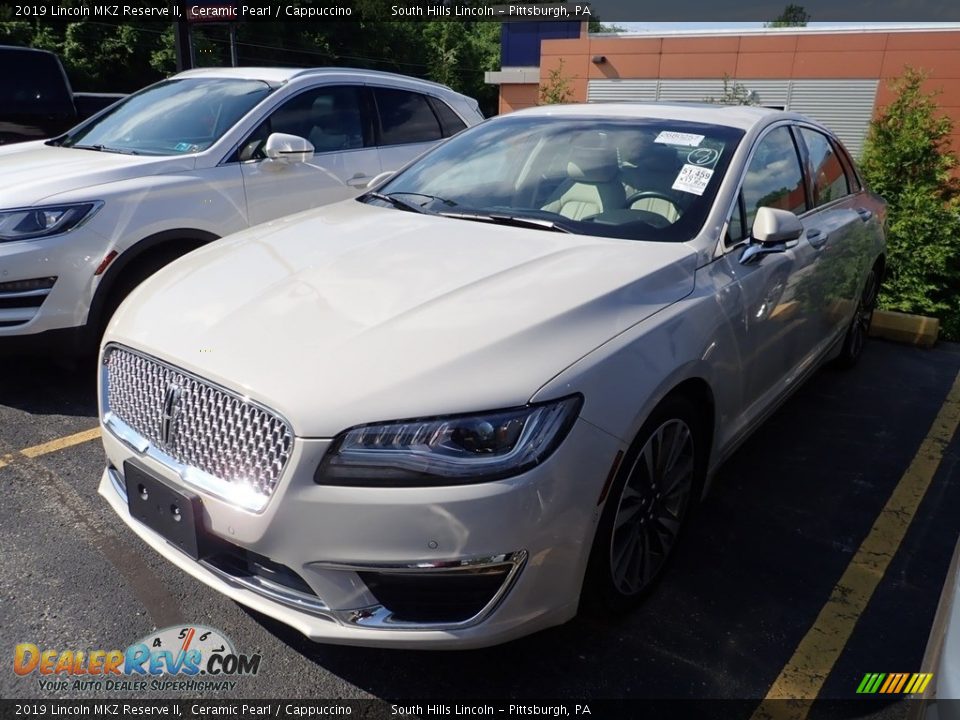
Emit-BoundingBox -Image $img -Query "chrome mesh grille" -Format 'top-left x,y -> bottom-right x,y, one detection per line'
104,346 -> 293,501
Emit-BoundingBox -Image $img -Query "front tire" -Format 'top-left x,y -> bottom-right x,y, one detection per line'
583,395 -> 705,612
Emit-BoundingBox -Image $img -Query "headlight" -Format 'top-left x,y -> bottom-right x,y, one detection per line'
316,395 -> 582,486
0,202 -> 102,242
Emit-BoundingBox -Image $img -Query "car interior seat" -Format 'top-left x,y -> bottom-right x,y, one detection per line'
621,144 -> 685,223
541,144 -> 625,221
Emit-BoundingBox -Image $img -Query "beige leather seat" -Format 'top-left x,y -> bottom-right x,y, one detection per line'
542,145 -> 624,220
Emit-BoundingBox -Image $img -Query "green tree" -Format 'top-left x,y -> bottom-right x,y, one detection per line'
539,58 -> 574,105
860,67 -> 960,340
765,4 -> 811,27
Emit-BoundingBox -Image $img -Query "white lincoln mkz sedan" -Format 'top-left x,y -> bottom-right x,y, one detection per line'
98,104 -> 886,648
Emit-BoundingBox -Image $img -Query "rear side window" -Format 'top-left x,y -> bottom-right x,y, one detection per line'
833,139 -> 862,193
742,126 -> 808,228
799,127 -> 850,207
373,88 -> 442,146
427,97 -> 467,137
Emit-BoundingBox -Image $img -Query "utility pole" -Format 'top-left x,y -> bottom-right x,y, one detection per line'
173,16 -> 193,72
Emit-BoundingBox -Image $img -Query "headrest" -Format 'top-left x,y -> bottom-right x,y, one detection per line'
632,144 -> 682,175
566,145 -> 620,183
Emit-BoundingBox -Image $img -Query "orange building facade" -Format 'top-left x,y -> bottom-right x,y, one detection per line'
486,24 -> 960,158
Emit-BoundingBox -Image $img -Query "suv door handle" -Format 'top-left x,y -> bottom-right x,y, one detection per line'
347,174 -> 370,188
807,228 -> 829,249
855,207 -> 873,222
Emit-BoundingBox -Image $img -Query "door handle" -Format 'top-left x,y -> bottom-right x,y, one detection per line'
806,228 -> 829,249
346,174 -> 370,188
855,207 -> 873,222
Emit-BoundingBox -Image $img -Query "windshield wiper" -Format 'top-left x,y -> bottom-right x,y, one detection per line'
439,211 -> 573,234
363,191 -> 435,215
70,144 -> 139,155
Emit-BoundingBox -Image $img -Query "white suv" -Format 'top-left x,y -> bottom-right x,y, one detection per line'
0,67 -> 482,353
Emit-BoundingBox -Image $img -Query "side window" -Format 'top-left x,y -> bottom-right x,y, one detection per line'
374,88 -> 443,146
799,127 -> 850,207
833,140 -> 862,193
427,96 -> 467,137
742,126 -> 808,229
237,85 -> 366,161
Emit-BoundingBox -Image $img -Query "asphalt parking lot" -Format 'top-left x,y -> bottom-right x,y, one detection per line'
1,339 -> 959,713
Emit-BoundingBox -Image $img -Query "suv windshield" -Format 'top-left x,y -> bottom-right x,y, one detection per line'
59,78 -> 273,156
368,116 -> 744,242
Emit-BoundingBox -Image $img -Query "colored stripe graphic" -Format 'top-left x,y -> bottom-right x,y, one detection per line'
856,673 -> 933,694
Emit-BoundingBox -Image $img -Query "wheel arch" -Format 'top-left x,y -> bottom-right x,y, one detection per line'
87,228 -> 219,338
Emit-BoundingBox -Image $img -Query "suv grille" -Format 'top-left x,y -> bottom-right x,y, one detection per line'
103,345 -> 293,505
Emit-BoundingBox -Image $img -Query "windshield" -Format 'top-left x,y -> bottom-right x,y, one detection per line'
59,78 -> 273,156
368,116 -> 744,242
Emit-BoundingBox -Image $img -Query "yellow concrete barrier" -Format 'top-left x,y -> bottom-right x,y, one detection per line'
870,310 -> 940,348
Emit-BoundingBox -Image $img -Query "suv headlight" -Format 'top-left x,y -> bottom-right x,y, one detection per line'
316,396 -> 582,486
0,202 -> 102,242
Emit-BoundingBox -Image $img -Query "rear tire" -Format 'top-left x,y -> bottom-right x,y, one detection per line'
583,394 -> 706,612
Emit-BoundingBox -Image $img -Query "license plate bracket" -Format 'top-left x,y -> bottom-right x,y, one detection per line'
124,461 -> 204,560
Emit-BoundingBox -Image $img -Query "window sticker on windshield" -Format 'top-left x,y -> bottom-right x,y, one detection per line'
655,131 -> 704,147
174,142 -> 193,153
686,147 -> 720,166
672,164 -> 714,196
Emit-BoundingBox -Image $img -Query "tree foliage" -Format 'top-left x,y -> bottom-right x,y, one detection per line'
0,19 -> 502,114
860,68 -> 960,339
539,58 -> 573,105
765,4 -> 810,27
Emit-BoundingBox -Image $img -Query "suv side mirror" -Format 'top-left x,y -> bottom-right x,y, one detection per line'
740,207 -> 803,265
264,133 -> 314,164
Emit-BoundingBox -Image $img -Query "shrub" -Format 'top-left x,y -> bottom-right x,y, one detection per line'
860,68 -> 960,340
539,58 -> 573,105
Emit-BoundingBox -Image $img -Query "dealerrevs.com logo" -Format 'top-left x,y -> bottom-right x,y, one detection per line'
14,625 -> 261,693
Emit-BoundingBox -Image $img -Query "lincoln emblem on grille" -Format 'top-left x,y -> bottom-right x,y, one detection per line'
160,383 -> 183,447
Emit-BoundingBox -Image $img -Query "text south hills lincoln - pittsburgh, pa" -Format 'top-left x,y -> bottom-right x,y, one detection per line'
390,4 -> 592,17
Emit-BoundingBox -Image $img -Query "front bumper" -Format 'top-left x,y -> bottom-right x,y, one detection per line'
0,225 -> 109,337
99,417 -> 622,648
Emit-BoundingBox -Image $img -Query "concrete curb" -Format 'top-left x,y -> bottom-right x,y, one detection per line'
870,310 -> 941,348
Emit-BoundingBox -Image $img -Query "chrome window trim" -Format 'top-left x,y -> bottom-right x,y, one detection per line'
100,343 -> 295,514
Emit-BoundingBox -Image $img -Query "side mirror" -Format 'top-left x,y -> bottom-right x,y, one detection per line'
365,170 -> 396,189
740,207 -> 803,265
264,133 -> 314,164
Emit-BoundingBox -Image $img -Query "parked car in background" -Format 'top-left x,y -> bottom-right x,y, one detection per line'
0,45 -> 124,144
98,103 -> 886,648
0,66 -> 482,353
913,536 -> 960,719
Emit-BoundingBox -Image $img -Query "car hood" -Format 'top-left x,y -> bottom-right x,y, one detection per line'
108,201 -> 697,437
0,143 -> 195,206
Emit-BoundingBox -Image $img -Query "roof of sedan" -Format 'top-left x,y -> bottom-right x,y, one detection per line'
510,102 -> 788,130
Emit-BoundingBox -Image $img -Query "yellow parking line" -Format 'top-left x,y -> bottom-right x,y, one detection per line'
0,427 -> 102,468
753,368 -> 960,719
